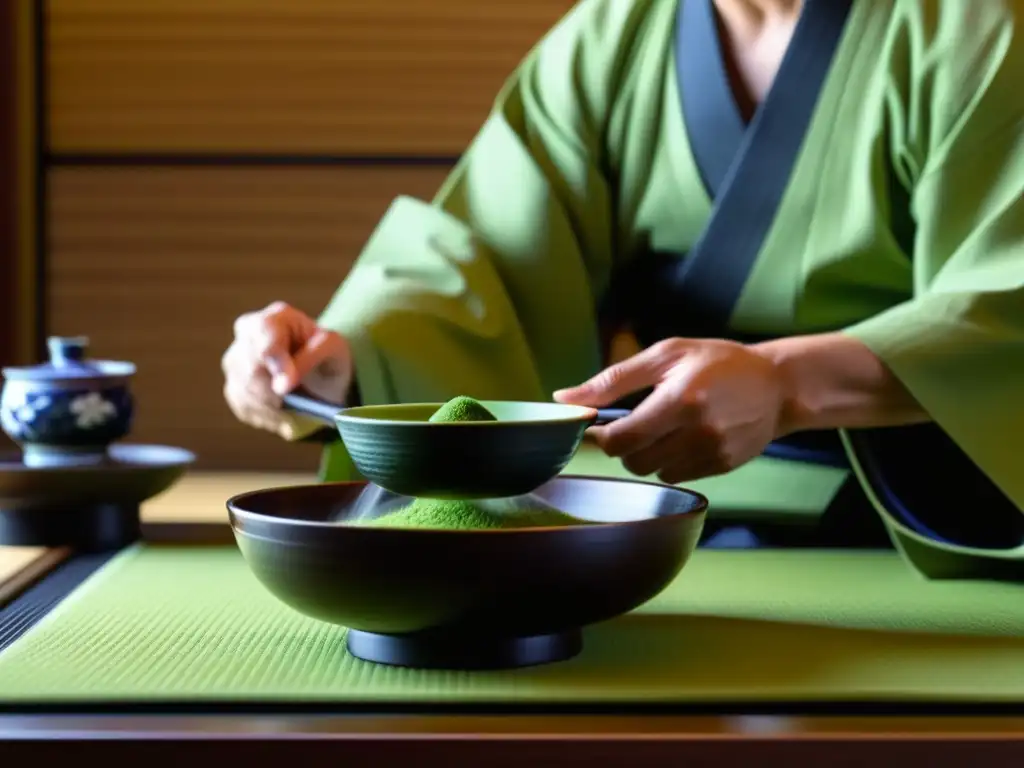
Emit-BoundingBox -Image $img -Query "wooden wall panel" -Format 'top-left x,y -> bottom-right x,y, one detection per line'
47,0 -> 577,155
0,0 -> 17,370
2,0 -> 37,371
46,165 -> 450,471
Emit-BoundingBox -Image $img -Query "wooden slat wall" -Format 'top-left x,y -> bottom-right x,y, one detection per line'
3,0 -> 37,373
47,0 -> 577,154
0,0 -> 18,370
44,0 -> 575,470
48,166 -> 449,471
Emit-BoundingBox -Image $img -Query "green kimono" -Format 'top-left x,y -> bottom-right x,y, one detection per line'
316,0 -> 1024,579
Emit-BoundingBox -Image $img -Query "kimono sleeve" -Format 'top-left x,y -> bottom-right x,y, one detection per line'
843,4 -> 1024,513
316,0 -> 635,414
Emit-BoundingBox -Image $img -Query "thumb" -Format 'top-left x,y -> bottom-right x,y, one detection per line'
288,329 -> 346,389
263,343 -> 300,397
553,344 -> 677,407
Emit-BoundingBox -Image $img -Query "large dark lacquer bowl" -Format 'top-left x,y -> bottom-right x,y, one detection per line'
228,475 -> 708,670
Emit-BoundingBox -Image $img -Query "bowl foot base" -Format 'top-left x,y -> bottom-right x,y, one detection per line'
346,627 -> 583,670
0,503 -> 140,551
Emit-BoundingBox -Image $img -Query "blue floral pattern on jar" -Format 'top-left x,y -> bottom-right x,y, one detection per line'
1,386 -> 133,446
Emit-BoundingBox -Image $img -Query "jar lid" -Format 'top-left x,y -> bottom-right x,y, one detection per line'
1,337 -> 136,381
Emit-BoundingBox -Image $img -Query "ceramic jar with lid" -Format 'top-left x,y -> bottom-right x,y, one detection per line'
0,336 -> 136,468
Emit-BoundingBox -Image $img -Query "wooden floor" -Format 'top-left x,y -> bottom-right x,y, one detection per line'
138,471 -> 316,523
0,547 -> 47,590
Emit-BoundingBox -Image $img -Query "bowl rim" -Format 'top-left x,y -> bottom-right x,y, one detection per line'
225,474 -> 710,535
334,401 -> 599,427
0,443 -> 197,473
1,363 -> 137,381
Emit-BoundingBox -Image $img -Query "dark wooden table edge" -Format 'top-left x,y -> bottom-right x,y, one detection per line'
1,722 -> 1023,766
2,520 -> 1024,763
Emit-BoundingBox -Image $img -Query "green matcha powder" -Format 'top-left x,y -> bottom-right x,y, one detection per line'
427,395 -> 498,424
364,497 -> 582,530
364,396 -> 587,531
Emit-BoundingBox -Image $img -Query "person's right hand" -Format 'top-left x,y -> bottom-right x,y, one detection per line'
222,301 -> 353,439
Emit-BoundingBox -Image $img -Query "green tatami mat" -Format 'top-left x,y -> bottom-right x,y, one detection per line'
2,545 -> 1024,704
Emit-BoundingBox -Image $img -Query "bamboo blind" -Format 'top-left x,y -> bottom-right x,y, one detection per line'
47,0 -> 576,154
44,0 -> 574,469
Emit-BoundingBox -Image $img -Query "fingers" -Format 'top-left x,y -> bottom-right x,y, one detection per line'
617,428 -> 724,485
588,380 -> 690,457
553,339 -> 692,407
223,366 -> 280,432
581,346 -> 743,483
223,300 -> 355,437
619,429 -> 689,477
655,454 -> 731,486
290,329 -> 344,390
235,302 -> 309,389
223,301 -> 318,435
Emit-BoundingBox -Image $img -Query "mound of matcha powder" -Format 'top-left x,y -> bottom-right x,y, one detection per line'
427,395 -> 497,423
363,395 -> 588,530
365,498 -> 583,530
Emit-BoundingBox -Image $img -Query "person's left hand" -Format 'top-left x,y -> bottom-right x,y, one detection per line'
553,338 -> 789,484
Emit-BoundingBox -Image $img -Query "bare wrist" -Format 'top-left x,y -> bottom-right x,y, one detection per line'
753,337 -> 823,436
752,332 -> 928,434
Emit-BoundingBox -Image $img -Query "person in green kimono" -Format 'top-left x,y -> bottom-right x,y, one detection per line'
222,0 -> 1024,578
